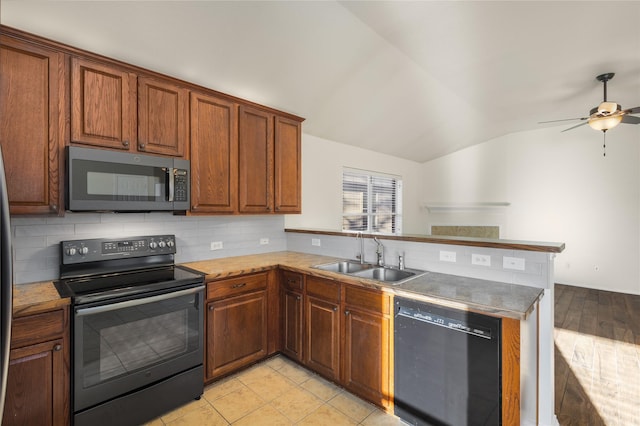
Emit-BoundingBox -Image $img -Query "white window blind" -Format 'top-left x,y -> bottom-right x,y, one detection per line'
342,168 -> 402,234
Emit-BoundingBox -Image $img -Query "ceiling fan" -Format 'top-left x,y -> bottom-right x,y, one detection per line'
539,73 -> 640,155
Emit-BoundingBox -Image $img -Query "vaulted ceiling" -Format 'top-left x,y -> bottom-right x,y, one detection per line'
2,1 -> 639,162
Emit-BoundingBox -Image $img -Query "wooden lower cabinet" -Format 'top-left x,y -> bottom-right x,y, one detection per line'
304,277 -> 341,382
280,271 -> 303,361
3,307 -> 70,426
343,286 -> 392,408
205,273 -> 269,381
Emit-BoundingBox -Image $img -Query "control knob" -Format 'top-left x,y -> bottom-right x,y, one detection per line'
66,247 -> 77,256
80,247 -> 89,255
149,241 -> 158,249
167,240 -> 175,248
158,241 -> 166,248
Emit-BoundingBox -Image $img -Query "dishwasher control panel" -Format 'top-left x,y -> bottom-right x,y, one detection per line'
396,305 -> 493,339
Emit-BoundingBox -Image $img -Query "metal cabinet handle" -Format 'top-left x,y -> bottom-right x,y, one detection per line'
231,283 -> 246,289
333,307 -> 337,312
122,140 -> 130,147
209,305 -> 214,311
139,143 -> 146,150
53,344 -> 62,352
345,310 -> 350,316
296,296 -> 301,301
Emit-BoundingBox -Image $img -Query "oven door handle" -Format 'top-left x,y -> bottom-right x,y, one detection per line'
75,285 -> 204,316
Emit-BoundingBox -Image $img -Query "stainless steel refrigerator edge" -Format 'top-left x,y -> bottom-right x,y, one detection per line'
0,145 -> 13,420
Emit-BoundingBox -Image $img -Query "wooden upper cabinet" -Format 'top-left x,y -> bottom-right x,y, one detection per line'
274,116 -> 301,213
71,57 -> 136,151
190,92 -> 238,213
138,76 -> 188,157
238,105 -> 274,213
0,36 -> 65,215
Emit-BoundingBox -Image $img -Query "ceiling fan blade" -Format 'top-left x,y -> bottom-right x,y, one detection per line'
622,106 -> 640,115
561,121 -> 589,132
622,115 -> 640,124
538,116 -> 588,124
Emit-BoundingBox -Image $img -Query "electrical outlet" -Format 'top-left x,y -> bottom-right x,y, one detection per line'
472,254 -> 491,266
260,238 -> 269,245
210,241 -> 223,251
311,238 -> 321,247
503,256 -> 525,271
439,251 -> 456,262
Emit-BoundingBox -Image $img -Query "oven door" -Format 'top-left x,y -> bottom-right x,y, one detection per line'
73,284 -> 204,412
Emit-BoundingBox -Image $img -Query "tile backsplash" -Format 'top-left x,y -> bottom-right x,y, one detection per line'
11,213 -> 286,284
285,232 -> 553,289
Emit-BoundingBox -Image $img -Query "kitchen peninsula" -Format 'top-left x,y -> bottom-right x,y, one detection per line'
11,227 -> 563,426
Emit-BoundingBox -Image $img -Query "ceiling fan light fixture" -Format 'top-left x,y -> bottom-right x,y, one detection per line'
597,101 -> 619,115
588,114 -> 623,131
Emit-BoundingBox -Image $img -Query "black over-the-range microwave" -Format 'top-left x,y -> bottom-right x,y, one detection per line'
66,146 -> 190,212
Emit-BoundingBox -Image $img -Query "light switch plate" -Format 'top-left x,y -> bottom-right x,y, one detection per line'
210,241 -> 223,251
311,238 -> 321,247
503,256 -> 525,270
439,251 -> 456,262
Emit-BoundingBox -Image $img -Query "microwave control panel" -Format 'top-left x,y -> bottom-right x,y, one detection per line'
174,169 -> 188,202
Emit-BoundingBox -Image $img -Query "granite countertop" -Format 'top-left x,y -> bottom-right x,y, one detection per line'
184,251 -> 543,320
12,251 -> 543,321
12,280 -> 70,317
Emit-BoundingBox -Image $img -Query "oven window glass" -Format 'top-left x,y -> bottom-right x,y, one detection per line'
79,291 -> 201,388
73,159 -> 167,201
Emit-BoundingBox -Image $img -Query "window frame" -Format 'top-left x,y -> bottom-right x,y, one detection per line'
342,168 -> 403,235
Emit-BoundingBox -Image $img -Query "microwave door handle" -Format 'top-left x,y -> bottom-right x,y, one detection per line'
167,168 -> 175,202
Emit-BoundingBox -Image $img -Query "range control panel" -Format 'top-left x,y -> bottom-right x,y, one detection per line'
61,235 -> 176,264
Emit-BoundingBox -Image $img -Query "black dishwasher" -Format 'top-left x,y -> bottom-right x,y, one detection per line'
394,297 -> 502,426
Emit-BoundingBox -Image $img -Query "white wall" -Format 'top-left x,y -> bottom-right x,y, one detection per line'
284,133 -> 423,233
421,125 -> 640,295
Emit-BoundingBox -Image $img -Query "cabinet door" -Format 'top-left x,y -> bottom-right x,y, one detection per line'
238,105 -> 273,213
305,295 -> 340,381
138,76 -> 188,157
190,92 -> 238,213
71,57 -> 136,150
3,339 -> 67,426
274,116 -> 301,213
0,36 -> 65,215
282,290 -> 303,361
206,290 -> 268,380
343,308 -> 390,407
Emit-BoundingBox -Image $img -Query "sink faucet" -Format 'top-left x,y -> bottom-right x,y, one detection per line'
373,237 -> 384,266
356,232 -> 365,264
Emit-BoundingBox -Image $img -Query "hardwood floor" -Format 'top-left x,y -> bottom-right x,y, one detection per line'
554,284 -> 640,425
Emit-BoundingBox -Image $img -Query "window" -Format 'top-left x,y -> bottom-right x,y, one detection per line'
342,168 -> 402,234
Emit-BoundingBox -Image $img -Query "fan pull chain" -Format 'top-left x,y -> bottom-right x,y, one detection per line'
602,132 -> 606,157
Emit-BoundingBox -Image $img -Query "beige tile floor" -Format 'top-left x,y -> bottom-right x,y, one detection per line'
146,355 -> 405,425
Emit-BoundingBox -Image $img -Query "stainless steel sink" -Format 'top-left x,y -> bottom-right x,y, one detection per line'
350,267 -> 418,282
314,260 -> 373,274
313,260 -> 426,284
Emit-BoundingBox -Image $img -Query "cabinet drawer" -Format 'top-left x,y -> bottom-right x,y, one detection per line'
11,309 -> 65,348
306,276 -> 340,303
207,272 -> 268,300
281,271 -> 303,292
345,286 -> 390,315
